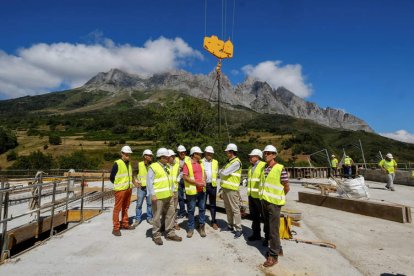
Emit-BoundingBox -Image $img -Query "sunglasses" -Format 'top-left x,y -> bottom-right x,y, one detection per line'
264,152 -> 275,155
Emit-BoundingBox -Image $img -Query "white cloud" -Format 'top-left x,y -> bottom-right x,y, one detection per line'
0,37 -> 203,99
380,130 -> 414,144
242,60 -> 312,98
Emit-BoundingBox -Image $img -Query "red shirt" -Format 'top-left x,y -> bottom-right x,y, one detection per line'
183,160 -> 204,192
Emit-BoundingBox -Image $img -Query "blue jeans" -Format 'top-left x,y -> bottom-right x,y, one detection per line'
187,191 -> 206,231
344,166 -> 352,178
135,187 -> 152,221
178,179 -> 187,216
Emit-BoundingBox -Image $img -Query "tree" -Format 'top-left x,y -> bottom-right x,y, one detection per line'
49,134 -> 62,145
58,151 -> 101,170
10,151 -> 54,170
0,127 -> 18,154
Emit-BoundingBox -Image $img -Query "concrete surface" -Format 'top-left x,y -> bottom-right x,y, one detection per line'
0,180 -> 413,275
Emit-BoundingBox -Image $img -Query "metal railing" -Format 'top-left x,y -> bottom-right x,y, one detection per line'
0,171 -> 111,263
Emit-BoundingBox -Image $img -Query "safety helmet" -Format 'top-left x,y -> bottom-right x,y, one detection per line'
224,143 -> 238,152
204,146 -> 215,154
248,149 -> 263,159
190,146 -> 203,155
386,153 -> 393,159
121,145 -> 133,154
177,145 -> 186,152
263,145 -> 277,153
168,149 -> 176,156
331,154 -> 335,158
156,148 -> 170,157
142,149 -> 153,156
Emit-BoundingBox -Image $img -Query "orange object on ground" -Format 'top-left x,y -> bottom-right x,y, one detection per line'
113,189 -> 132,231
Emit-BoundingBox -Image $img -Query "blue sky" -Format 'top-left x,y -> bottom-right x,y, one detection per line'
1,0 -> 413,142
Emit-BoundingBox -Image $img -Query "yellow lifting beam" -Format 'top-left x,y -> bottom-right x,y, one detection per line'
203,35 -> 234,60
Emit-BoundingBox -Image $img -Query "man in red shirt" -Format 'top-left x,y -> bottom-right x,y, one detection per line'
182,146 -> 207,238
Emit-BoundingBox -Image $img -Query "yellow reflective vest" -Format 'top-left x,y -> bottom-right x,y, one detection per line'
331,158 -> 338,168
220,157 -> 242,191
113,159 -> 133,191
137,161 -> 150,187
169,161 -> 180,192
379,159 -> 397,174
184,159 -> 205,195
344,157 -> 353,166
149,162 -> 173,200
247,161 -> 266,199
260,163 -> 286,206
203,158 -> 219,187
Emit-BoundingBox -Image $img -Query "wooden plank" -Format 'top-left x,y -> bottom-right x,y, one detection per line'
66,209 -> 102,222
63,172 -> 110,178
298,192 -> 410,223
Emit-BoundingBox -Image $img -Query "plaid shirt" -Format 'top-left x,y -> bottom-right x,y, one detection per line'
264,163 -> 289,183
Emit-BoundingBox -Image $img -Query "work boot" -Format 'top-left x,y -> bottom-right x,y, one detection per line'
248,235 -> 261,241
132,220 -> 141,227
187,230 -> 194,238
153,237 -> 163,245
166,235 -> 182,242
112,229 -> 121,236
199,225 -> 206,238
121,224 -> 136,230
390,187 -> 395,191
147,219 -> 153,225
174,224 -> 181,231
212,223 -> 219,230
234,231 -> 242,239
263,256 -> 278,267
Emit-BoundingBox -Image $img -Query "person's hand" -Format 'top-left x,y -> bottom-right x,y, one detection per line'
151,195 -> 157,202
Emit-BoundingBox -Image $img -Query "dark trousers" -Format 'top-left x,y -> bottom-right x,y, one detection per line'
248,196 -> 262,237
262,200 -> 282,257
178,178 -> 187,216
205,183 -> 217,223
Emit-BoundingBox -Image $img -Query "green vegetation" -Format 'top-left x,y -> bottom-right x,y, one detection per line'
0,127 -> 18,154
49,134 -> 62,145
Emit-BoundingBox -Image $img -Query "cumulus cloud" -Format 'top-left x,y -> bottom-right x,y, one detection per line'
242,60 -> 312,98
0,37 -> 203,98
380,130 -> 414,144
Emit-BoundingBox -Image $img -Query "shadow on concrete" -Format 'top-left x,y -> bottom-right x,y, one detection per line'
242,225 -> 267,257
380,273 -> 407,276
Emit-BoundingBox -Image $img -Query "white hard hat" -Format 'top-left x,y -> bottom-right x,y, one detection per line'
204,146 -> 214,154
248,149 -> 263,159
121,145 -> 133,154
224,143 -> 238,152
331,154 -> 335,158
156,148 -> 170,158
263,145 -> 277,153
190,146 -> 203,155
168,149 -> 176,156
386,153 -> 393,159
177,145 -> 186,152
142,149 -> 153,156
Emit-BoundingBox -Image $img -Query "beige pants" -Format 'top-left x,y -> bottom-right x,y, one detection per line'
222,188 -> 242,231
152,197 -> 176,238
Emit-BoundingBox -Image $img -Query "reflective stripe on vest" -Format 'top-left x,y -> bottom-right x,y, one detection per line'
170,162 -> 180,192
260,163 -> 286,205
247,161 -> 266,199
137,161 -> 149,187
211,159 -> 218,187
149,162 -> 172,200
114,159 -> 132,191
184,160 -> 205,195
221,157 -> 242,191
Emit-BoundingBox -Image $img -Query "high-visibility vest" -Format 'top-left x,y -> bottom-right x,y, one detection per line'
220,157 -> 242,191
203,158 -> 219,187
379,159 -> 397,174
169,162 -> 180,192
149,162 -> 172,200
137,161 -> 150,187
260,163 -> 286,206
344,157 -> 353,166
184,159 -> 205,195
113,159 -> 132,191
175,156 -> 191,168
247,161 -> 266,199
331,158 -> 338,168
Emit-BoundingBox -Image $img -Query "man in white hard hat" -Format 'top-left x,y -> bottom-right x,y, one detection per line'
176,145 -> 190,219
260,145 -> 289,267
202,146 -> 219,230
379,153 -> 398,191
133,149 -> 154,227
167,149 -> 181,230
147,148 -> 182,245
331,154 -> 339,177
109,145 -> 136,236
247,149 -> 266,241
182,146 -> 207,238
220,143 -> 243,238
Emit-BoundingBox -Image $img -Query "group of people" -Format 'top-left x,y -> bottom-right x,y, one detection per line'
330,153 -> 398,190
110,143 -> 289,267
